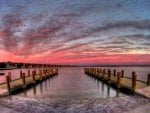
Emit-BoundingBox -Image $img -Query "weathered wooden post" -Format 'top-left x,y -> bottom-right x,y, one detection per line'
28,70 -> 30,77
121,70 -> 124,77
91,68 -> 93,75
8,72 -> 11,81
47,68 -> 50,77
34,69 -> 36,75
49,68 -> 51,77
32,71 -> 36,83
39,69 -> 41,75
99,68 -> 101,73
95,68 -> 98,77
117,72 -> 121,88
108,69 -> 111,84
6,75 -> 10,95
39,69 -> 43,81
147,74 -> 150,86
97,69 -> 100,78
114,69 -> 116,76
93,68 -> 95,77
22,73 -> 26,88
132,72 -> 137,91
102,69 -> 105,80
20,70 -> 23,78
42,68 -> 45,76
57,68 -> 59,75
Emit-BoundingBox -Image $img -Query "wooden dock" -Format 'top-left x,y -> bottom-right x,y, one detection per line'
85,68 -> 150,93
0,68 -> 58,97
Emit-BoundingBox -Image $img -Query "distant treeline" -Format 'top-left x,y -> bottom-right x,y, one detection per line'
0,63 -> 6,68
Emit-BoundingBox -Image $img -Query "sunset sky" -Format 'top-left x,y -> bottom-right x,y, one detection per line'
0,0 -> 150,65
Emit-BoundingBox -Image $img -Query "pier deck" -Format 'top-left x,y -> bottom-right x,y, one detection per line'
0,68 -> 58,97
85,68 -> 150,96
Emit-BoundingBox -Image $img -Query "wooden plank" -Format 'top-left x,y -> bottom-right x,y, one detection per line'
0,68 -> 58,96
85,68 -> 148,91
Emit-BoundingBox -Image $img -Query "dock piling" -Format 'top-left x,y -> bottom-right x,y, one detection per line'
22,73 -> 26,88
121,70 -> 124,77
32,71 -> 36,83
6,75 -> 10,94
8,72 -> 11,81
114,69 -> 116,76
39,69 -> 43,80
20,70 -> 23,78
28,70 -> 30,77
147,74 -> 150,86
117,72 -> 121,88
108,69 -> 111,84
102,69 -> 105,80
132,72 -> 137,91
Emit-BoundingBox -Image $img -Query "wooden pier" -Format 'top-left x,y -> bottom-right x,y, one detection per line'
84,68 -> 150,93
0,67 -> 58,97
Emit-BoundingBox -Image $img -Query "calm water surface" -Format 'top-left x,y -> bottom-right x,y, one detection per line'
0,67 -> 150,98
17,67 -> 124,98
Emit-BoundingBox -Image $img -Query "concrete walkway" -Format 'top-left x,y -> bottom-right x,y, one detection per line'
124,103 -> 150,113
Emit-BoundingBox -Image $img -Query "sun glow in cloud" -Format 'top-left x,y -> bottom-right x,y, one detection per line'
0,0 -> 150,65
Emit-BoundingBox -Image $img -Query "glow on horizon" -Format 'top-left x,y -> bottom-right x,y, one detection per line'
0,0 -> 150,65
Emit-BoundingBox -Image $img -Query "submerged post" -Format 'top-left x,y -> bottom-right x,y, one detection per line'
132,72 -> 137,90
147,74 -> 150,86
117,72 -> 121,88
6,75 -> 10,95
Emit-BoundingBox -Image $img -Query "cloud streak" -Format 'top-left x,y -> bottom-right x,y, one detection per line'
0,0 -> 150,65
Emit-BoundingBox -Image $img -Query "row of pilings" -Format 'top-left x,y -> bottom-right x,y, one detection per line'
2,67 -> 58,95
84,68 -> 150,93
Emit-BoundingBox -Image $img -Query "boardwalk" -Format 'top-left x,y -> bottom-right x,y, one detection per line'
0,68 -> 58,96
84,68 -> 150,93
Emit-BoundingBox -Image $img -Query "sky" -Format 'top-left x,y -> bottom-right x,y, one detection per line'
0,0 -> 150,65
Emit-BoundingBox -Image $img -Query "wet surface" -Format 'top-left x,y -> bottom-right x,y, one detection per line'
0,95 -> 149,113
17,67 -> 125,98
0,67 -> 149,113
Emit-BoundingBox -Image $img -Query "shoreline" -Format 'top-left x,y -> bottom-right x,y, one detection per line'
0,94 -> 149,113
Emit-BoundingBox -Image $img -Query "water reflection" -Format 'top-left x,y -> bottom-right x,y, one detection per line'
107,84 -> 110,97
17,67 -> 125,98
33,86 -> 36,95
116,89 -> 120,97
